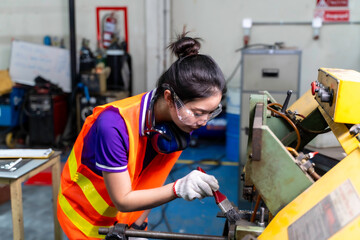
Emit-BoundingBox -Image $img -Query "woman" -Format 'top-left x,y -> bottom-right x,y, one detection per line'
57,32 -> 227,240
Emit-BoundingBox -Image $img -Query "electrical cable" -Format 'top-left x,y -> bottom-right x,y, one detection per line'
149,203 -> 172,232
295,113 -> 306,119
293,112 -> 332,134
298,125 -> 331,134
225,58 -> 242,85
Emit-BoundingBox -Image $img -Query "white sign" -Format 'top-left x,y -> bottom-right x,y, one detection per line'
9,40 -> 71,92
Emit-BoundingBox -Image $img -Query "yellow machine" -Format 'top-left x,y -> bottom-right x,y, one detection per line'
99,68 -> 360,240
241,68 -> 360,240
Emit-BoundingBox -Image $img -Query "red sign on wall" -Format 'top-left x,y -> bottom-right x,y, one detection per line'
315,0 -> 349,22
323,10 -> 349,21
316,0 -> 348,7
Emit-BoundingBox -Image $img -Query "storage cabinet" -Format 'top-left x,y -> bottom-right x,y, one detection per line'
239,48 -> 302,165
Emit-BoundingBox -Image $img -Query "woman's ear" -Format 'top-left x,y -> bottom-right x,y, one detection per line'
164,90 -> 174,108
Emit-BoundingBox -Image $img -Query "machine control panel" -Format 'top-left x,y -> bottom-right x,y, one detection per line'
311,81 -> 334,105
312,68 -> 360,124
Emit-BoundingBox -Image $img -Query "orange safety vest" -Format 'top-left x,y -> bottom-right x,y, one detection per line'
57,93 -> 182,240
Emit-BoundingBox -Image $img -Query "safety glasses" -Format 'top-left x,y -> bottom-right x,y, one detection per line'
171,89 -> 222,125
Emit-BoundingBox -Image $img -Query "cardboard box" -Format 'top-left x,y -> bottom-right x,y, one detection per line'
0,70 -> 14,96
80,67 -> 110,94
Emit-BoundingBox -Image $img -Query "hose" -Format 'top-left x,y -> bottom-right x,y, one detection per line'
250,194 -> 262,223
267,103 -> 301,151
286,147 -> 299,157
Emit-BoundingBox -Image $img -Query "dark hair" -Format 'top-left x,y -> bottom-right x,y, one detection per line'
156,32 -> 226,103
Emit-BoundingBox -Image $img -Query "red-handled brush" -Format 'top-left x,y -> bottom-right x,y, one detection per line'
197,166 -> 242,223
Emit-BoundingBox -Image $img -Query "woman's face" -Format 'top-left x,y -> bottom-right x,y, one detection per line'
169,91 -> 222,133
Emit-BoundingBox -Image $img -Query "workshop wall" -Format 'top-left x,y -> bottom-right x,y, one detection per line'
0,0 -> 148,95
75,0 -> 146,95
171,0 -> 360,95
0,0 -> 359,96
0,1 -> 69,67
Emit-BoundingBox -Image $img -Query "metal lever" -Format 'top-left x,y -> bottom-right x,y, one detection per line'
257,207 -> 265,227
281,90 -> 293,113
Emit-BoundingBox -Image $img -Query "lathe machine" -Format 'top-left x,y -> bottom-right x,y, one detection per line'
100,68 -> 360,240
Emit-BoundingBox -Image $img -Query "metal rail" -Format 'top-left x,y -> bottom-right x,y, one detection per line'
252,21 -> 360,26
126,229 -> 227,240
99,226 -> 227,240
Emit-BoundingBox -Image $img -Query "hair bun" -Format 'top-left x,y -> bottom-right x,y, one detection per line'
169,32 -> 201,58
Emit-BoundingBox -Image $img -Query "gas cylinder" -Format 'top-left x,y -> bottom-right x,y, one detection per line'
102,13 -> 117,49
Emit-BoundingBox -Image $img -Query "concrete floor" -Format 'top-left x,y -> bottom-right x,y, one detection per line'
0,185 -> 58,240
0,138 -> 242,240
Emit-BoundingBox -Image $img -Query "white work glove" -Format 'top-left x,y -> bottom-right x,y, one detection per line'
173,170 -> 219,201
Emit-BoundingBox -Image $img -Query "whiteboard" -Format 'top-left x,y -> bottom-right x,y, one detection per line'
9,40 -> 71,92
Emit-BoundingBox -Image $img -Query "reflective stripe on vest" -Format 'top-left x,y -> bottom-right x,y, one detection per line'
67,150 -> 118,218
58,93 -> 181,238
58,186 -> 111,238
68,148 -> 77,181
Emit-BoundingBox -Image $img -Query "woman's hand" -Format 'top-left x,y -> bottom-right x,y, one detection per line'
173,170 -> 219,201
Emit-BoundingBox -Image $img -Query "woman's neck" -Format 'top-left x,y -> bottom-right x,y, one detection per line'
153,98 -> 172,123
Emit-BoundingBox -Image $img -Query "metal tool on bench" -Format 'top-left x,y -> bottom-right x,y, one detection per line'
0,158 -> 23,172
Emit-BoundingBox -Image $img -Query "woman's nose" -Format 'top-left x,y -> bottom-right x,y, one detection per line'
196,116 -> 208,126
